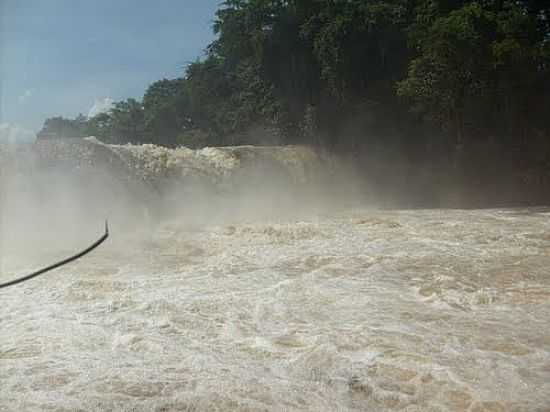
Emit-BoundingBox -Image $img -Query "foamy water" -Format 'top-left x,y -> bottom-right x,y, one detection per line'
1,207 -> 550,411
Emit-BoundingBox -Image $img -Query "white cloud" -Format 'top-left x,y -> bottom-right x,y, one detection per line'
18,89 -> 34,103
88,97 -> 114,118
0,123 -> 36,143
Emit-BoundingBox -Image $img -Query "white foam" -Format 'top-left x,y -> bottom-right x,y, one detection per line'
1,208 -> 549,410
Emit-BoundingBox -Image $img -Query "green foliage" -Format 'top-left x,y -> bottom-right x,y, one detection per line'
85,112 -> 114,142
398,0 -> 549,143
39,0 -> 550,155
37,115 -> 88,139
108,99 -> 148,144
397,2 -> 493,141
302,0 -> 409,100
143,78 -> 192,145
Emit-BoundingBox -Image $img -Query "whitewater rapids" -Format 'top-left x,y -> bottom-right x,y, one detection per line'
1,207 -> 549,411
1,140 -> 549,411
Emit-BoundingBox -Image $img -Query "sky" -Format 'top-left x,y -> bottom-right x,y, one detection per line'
0,0 -> 220,139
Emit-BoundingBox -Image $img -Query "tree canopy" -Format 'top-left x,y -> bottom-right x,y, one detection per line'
39,0 -> 549,154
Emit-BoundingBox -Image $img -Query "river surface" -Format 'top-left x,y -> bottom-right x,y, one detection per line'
1,207 -> 550,411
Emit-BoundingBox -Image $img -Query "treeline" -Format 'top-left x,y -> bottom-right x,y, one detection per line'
39,0 -> 549,150
37,0 -> 550,205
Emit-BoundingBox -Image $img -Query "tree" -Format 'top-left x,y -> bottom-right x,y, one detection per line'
143,78 -> 193,145
86,112 -> 114,142
398,0 -> 549,147
108,99 -> 148,144
36,0 -> 550,160
37,114 -> 88,139
397,2 -> 495,147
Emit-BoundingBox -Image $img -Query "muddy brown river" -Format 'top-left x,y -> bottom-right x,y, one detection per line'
1,207 -> 550,411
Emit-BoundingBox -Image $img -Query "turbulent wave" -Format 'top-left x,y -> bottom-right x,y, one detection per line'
1,139 -> 550,411
1,137 -> 330,194
0,137 -> 350,259
1,207 -> 550,411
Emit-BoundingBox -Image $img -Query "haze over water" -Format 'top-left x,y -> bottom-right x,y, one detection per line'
1,140 -> 549,411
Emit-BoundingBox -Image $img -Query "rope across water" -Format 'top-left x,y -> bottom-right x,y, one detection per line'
0,221 -> 109,289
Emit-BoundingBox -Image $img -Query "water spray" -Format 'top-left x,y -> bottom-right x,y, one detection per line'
0,220 -> 109,289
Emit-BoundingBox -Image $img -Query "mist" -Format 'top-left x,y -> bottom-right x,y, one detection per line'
2,0 -> 550,409
0,138 -> 367,269
2,139 -> 550,411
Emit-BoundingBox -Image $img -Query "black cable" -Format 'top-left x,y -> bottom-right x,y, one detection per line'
0,220 -> 109,289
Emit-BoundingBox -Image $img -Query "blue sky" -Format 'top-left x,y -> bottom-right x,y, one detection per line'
0,0 -> 220,136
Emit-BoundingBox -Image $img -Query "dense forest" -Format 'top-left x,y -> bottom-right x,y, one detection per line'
38,0 -> 550,206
